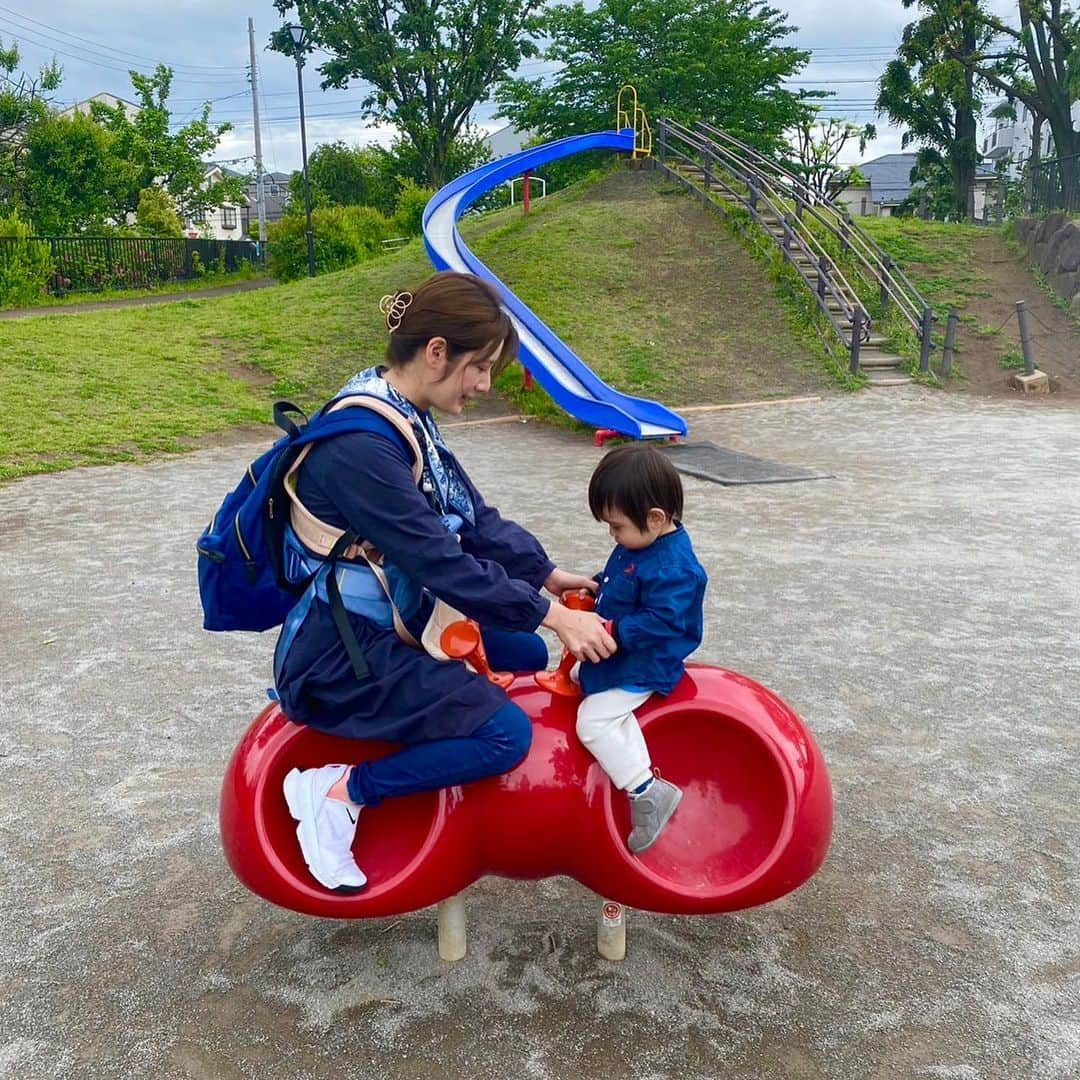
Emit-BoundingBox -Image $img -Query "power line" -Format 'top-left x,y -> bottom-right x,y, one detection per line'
0,5 -> 241,74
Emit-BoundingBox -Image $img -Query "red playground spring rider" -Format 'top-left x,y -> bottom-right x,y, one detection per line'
220,593 -> 832,961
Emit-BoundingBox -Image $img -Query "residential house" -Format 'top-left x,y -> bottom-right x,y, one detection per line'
183,163 -> 249,241
58,92 -> 140,122
834,153 -> 999,219
484,124 -> 536,160
979,101 -> 1074,178
240,172 -> 291,238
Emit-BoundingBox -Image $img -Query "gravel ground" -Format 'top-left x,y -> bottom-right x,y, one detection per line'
1,387 -> 1077,1079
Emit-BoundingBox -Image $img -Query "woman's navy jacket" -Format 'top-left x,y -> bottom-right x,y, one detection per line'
275,409 -> 554,742
579,524 -> 707,697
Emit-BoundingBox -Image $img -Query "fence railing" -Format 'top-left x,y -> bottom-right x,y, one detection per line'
0,235 -> 262,297
1030,153 -> 1080,215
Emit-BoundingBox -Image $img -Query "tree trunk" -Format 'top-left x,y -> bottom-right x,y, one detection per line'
1025,115 -> 1043,213
952,105 -> 977,220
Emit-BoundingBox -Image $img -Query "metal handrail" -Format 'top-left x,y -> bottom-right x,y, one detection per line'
666,120 -> 868,326
692,119 -> 928,337
659,119 -> 866,353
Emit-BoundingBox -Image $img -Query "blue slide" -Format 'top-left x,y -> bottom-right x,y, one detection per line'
422,131 -> 687,439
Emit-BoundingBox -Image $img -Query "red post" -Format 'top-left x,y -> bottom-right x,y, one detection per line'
523,170 -> 531,215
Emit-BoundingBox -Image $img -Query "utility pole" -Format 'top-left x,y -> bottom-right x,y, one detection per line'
247,17 -> 267,251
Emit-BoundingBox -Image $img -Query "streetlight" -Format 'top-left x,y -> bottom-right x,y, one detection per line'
286,22 -> 316,278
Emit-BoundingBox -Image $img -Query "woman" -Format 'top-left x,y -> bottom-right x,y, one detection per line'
276,271 -> 616,892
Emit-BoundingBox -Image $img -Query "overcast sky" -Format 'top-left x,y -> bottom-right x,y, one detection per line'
3,0 -> 1020,176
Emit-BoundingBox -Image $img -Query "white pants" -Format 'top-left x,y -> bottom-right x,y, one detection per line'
576,688 -> 654,792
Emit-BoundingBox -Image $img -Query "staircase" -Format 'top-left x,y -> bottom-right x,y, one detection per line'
655,120 -> 936,386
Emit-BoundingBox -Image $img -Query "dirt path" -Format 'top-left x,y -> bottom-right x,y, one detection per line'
936,232 -> 1080,399
0,277 -> 277,320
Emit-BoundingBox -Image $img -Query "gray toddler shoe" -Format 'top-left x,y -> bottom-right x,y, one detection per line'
627,776 -> 683,854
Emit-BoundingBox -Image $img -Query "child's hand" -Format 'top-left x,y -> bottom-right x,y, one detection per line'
542,604 -> 616,664
543,568 -> 598,597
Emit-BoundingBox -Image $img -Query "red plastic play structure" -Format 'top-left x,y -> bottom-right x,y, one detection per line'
219,633 -> 832,919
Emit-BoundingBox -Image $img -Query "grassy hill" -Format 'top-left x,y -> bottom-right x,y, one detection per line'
1,167 -> 839,482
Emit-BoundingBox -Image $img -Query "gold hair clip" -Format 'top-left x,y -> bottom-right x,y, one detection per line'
379,291 -> 413,333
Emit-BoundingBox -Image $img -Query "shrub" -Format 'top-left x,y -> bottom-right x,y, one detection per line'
268,204 -> 394,281
136,187 -> 183,237
392,179 -> 435,237
0,212 -> 54,308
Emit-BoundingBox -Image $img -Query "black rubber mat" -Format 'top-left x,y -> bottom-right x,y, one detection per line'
660,441 -> 832,486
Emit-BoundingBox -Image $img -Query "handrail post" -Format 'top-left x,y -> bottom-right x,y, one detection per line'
850,307 -> 862,374
748,182 -> 758,213
795,192 -> 804,220
879,256 -> 892,313
658,121 -> 666,163
941,308 -> 959,377
817,256 -> 830,300
1016,300 -> 1036,375
782,213 -> 794,252
703,146 -> 712,191
919,304 -> 935,374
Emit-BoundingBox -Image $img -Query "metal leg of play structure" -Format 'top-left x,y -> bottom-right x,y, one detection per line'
597,898 -> 627,961
437,892 -> 467,961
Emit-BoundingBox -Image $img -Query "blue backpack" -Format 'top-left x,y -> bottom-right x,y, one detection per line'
196,401 -> 379,635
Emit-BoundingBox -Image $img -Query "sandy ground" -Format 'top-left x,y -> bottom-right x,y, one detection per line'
1,389 -> 1077,1079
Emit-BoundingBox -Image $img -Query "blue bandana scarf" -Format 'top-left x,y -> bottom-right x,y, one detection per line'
338,366 -> 476,526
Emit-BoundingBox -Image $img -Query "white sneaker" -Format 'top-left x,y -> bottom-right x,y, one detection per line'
283,765 -> 367,892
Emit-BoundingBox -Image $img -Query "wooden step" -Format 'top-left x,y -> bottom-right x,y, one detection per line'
856,351 -> 905,370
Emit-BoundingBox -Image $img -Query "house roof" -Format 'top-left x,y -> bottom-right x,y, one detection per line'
858,153 -> 998,205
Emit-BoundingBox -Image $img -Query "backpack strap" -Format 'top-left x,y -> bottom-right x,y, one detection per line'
282,395 -> 427,653
283,395 -> 424,559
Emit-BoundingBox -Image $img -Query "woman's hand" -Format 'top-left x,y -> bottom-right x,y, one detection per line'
543,567 -> 597,598
541,603 -> 616,664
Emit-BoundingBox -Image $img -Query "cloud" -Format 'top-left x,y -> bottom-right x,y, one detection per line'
3,0 -> 1021,176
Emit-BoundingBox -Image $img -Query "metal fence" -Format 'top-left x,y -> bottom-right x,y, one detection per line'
0,235 -> 262,297
1030,153 -> 1080,215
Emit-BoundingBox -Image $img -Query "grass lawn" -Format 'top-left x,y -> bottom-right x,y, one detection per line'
1,168 -> 835,483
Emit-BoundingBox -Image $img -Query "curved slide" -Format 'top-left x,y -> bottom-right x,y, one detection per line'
422,131 -> 687,439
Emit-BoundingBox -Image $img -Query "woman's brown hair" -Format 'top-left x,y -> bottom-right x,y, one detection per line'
384,271 -> 518,376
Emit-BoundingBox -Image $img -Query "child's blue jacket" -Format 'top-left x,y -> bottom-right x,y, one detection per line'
580,524 -> 708,696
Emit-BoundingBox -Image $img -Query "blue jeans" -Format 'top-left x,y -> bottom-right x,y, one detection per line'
346,628 -> 545,806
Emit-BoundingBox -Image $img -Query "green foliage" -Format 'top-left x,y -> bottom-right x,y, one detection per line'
268,204 -> 394,281
0,211 -> 53,307
287,141 -> 398,214
496,0 -> 816,156
20,111 -> 123,235
999,348 -> 1026,370
271,1 -> 541,186
875,1 -> 990,221
135,188 -> 183,237
90,65 -> 245,219
786,117 -> 876,200
392,180 -> 434,236
0,38 -> 62,215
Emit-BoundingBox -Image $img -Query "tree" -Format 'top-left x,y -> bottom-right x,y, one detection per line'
496,0 -> 818,156
876,1 -> 992,220
20,111 -> 122,234
135,187 -> 183,237
91,65 -> 244,219
789,116 -> 876,201
286,141 -> 398,214
0,38 -> 62,216
271,1 -> 542,187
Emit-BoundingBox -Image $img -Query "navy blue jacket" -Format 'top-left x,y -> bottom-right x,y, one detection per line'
296,412 -> 554,633
273,411 -> 555,743
579,524 -> 707,696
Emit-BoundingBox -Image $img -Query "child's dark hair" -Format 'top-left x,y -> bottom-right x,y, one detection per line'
588,443 -> 684,531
